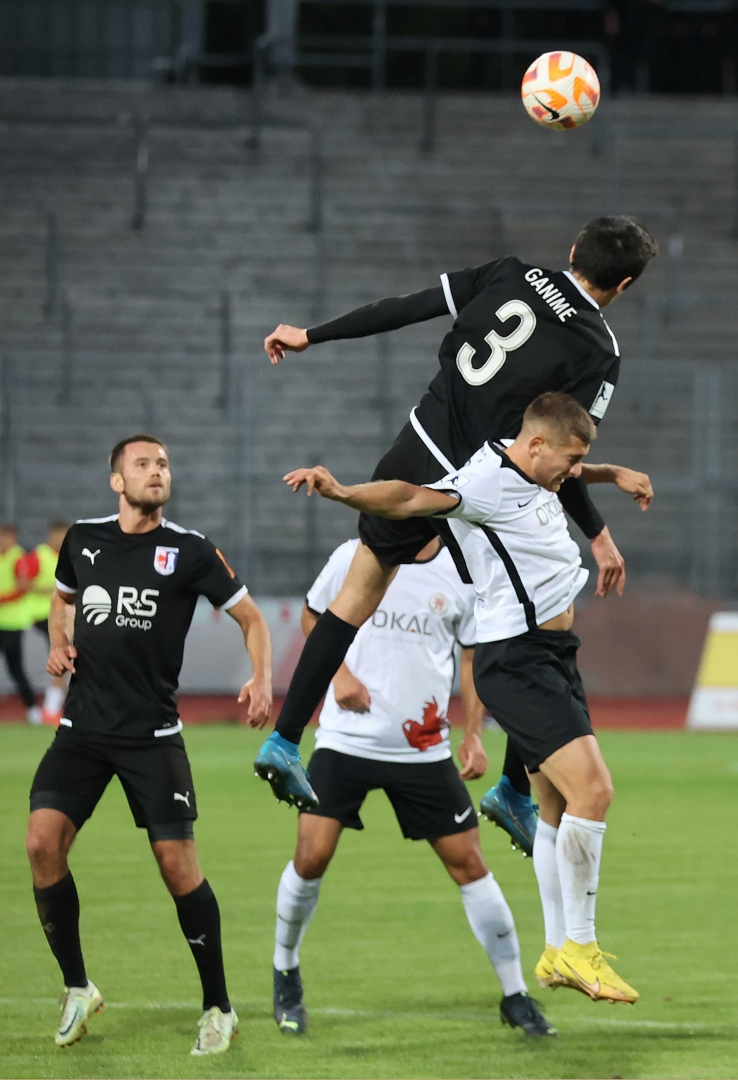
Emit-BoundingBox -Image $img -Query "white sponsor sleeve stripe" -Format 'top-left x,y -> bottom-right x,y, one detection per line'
601,317 -> 620,356
220,584 -> 248,612
440,273 -> 458,318
55,579 -> 77,595
409,408 -> 455,472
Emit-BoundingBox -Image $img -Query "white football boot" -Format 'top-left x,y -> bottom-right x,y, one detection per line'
190,1006 -> 239,1055
55,981 -> 104,1046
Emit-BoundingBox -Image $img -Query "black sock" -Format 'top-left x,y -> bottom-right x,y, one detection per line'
174,879 -> 230,1013
275,610 -> 358,744
503,739 -> 531,798
33,872 -> 87,988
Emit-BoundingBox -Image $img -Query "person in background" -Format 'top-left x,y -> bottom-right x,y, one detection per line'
0,523 -> 40,724
21,521 -> 71,724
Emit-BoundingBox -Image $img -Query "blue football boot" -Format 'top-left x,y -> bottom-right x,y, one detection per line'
254,732 -> 319,811
479,775 -> 538,857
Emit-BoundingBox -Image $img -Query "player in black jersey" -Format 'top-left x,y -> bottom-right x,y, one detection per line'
254,215 -> 658,823
26,435 -> 273,1055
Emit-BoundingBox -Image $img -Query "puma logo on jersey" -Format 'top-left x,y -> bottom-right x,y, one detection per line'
82,548 -> 101,564
173,791 -> 190,806
590,380 -> 615,419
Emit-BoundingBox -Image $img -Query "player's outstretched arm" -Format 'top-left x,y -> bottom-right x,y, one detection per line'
47,589 -> 77,676
581,463 -> 653,511
265,287 -> 450,364
226,594 -> 273,729
283,466 -> 458,519
457,647 -> 488,781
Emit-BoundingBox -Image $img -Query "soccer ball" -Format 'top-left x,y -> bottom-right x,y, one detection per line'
521,51 -> 600,130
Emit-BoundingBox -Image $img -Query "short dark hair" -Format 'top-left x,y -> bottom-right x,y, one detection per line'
570,216 -> 659,291
522,392 -> 596,447
48,519 -> 70,533
109,434 -> 169,474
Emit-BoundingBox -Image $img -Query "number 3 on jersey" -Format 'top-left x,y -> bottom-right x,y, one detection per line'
456,300 -> 536,386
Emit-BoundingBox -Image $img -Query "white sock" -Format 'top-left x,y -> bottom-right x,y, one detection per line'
556,812 -> 607,945
273,861 -> 322,971
532,820 -> 565,949
43,685 -> 65,714
460,872 -> 527,997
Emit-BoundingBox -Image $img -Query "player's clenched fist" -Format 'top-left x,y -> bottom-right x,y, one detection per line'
47,643 -> 77,676
238,675 -> 273,729
284,465 -> 343,500
264,324 -> 310,364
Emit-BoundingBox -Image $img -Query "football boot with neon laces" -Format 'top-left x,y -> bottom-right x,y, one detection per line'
479,775 -> 538,857
254,732 -> 319,811
55,981 -> 104,1047
552,939 -> 639,1004
273,966 -> 308,1035
191,1006 -> 239,1055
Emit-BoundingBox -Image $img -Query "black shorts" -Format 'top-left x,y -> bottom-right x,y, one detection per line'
305,747 -> 476,841
473,629 -> 593,773
30,727 -> 197,841
358,421 -> 450,568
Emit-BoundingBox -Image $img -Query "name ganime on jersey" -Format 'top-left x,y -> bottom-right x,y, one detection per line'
82,584 -> 159,630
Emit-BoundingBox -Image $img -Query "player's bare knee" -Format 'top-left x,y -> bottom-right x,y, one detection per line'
26,828 -> 67,877
294,846 -> 332,880
572,774 -> 613,819
152,843 -> 202,896
26,812 -> 74,875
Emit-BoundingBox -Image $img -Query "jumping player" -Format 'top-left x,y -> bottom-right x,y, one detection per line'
272,535 -> 554,1039
255,216 -> 658,836
26,435 -> 273,1055
282,392 -> 648,1005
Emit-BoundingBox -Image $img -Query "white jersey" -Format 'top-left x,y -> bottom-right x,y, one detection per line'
307,539 -> 477,763
427,442 -> 589,642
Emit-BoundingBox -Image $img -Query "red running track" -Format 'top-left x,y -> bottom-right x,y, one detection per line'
0,694 -> 688,729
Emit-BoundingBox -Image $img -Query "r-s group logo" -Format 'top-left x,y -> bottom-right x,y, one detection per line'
81,586 -> 159,630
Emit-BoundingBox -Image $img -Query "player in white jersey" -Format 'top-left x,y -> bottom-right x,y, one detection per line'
283,392 -> 653,1007
272,535 -> 557,1039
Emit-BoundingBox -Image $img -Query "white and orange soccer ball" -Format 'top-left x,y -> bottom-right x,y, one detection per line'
521,51 -> 600,130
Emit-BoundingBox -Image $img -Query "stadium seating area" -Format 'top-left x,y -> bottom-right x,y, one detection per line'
1,78 -> 736,594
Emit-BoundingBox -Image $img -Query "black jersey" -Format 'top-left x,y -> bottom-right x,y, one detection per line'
55,515 -> 246,739
415,256 -> 620,468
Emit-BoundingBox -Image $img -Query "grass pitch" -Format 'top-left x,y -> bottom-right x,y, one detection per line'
0,723 -> 736,1080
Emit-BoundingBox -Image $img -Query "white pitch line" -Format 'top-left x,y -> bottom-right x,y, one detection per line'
0,998 -> 725,1033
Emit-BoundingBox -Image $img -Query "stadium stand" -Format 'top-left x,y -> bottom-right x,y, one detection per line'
0,78 -> 736,596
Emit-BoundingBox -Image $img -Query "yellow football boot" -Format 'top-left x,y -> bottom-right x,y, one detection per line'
552,939 -> 639,1004
534,945 -> 559,988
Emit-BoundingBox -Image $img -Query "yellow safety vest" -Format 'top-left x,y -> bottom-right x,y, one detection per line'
0,544 -> 34,630
26,543 -> 59,624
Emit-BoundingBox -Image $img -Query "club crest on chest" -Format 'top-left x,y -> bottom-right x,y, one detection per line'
154,546 -> 179,576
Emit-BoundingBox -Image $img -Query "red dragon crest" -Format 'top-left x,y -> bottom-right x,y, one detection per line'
402,698 -> 447,751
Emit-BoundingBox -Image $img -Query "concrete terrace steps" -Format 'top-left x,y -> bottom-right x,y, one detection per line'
0,80 -> 735,589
